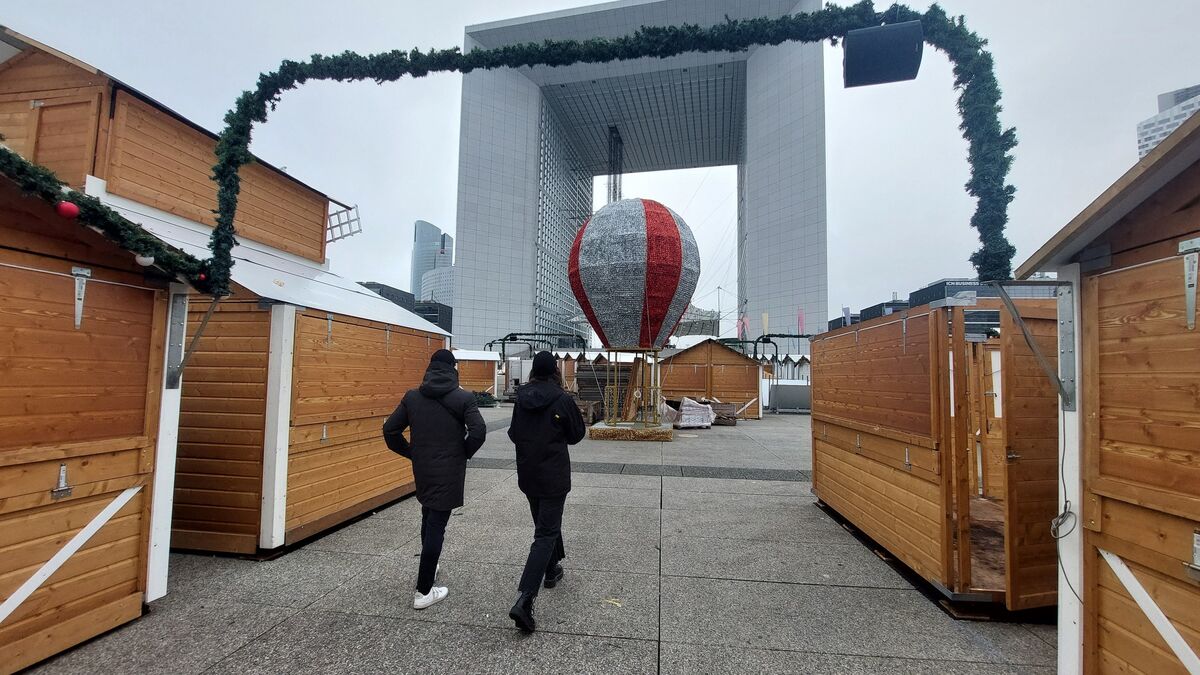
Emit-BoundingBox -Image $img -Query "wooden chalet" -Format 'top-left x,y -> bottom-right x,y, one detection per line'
451,349 -> 502,394
810,293 -> 1061,610
0,158 -> 192,669
0,27 -> 447,561
660,338 -> 764,419
1017,112 -> 1200,673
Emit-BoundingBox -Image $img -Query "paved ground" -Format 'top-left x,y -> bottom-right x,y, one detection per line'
33,414 -> 1055,674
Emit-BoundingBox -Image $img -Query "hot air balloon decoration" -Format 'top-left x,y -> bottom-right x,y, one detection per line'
569,198 -> 700,430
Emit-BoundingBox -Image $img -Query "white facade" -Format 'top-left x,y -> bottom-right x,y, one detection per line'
454,0 -> 827,349
1137,84 -> 1200,157
420,265 -> 455,306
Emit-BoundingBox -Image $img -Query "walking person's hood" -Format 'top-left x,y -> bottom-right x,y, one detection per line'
420,361 -> 460,398
516,380 -> 563,411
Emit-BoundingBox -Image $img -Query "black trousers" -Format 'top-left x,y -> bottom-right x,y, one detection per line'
417,506 -> 451,594
518,495 -> 567,595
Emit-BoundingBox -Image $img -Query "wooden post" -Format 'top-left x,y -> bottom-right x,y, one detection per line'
951,307 -> 972,592
931,308 -> 954,588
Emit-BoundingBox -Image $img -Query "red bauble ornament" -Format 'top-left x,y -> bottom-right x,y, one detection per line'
198,273 -> 207,281
56,201 -> 80,219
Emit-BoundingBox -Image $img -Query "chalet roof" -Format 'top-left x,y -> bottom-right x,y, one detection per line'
93,178 -> 447,335
1017,111 -> 1200,277
0,26 -> 346,208
660,338 -> 758,364
452,349 -> 501,362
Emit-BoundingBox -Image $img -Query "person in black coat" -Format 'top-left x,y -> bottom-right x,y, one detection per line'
507,351 -> 586,632
383,349 -> 486,610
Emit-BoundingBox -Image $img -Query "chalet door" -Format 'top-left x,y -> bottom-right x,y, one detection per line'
1083,253 -> 1200,673
1000,302 -> 1060,610
0,253 -> 166,670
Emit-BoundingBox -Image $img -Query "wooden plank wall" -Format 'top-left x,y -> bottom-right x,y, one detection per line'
0,185 -> 163,671
0,50 -> 108,188
709,343 -> 763,419
284,311 -> 434,543
660,343 -> 709,402
811,310 -> 947,586
105,91 -> 329,263
1083,257 -> 1200,672
1000,304 -> 1059,610
173,297 -> 269,554
660,341 -> 763,418
458,360 -> 497,393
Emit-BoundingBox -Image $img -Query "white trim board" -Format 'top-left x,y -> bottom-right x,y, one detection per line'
259,304 -> 296,550
0,486 -> 143,624
145,284 -> 188,602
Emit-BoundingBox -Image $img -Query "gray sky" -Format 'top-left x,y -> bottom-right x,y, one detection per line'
5,1 -> 1199,334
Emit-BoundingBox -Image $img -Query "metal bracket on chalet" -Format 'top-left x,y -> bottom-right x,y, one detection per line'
1186,530 -> 1200,583
51,463 -> 73,500
326,204 -> 362,244
326,313 -> 334,344
71,266 -> 90,329
164,293 -> 188,389
903,447 -> 912,470
1181,237 -> 1199,331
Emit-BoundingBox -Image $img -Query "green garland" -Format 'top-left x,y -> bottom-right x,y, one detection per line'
0,145 -> 208,286
210,0 -> 1016,296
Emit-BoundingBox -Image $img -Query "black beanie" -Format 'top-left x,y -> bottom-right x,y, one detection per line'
431,349 -> 457,366
531,351 -> 556,377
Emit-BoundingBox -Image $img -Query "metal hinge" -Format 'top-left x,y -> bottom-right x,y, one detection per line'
326,313 -> 334,344
984,391 -> 998,397
1006,449 -> 1021,462
855,433 -> 861,451
903,447 -> 912,470
321,424 -> 329,442
51,463 -> 73,499
1186,531 -> 1200,582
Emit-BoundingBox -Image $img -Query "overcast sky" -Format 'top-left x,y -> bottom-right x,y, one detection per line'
6,1 -> 1199,334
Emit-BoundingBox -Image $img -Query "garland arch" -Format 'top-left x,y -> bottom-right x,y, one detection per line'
204,0 -> 1016,297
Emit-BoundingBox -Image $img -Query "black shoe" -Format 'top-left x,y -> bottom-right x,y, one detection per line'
509,592 -> 536,633
544,565 -> 564,589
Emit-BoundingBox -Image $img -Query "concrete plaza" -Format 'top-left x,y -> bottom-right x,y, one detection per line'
32,413 -> 1055,674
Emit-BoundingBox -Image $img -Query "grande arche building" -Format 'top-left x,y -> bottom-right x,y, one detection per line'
453,0 -> 827,349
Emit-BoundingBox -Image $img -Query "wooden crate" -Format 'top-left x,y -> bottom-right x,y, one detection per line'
811,298 -> 1059,609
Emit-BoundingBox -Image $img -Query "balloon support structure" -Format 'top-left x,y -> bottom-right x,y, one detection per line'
587,348 -> 674,442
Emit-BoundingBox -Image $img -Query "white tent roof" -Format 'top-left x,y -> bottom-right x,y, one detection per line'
452,349 -> 501,362
88,177 -> 448,336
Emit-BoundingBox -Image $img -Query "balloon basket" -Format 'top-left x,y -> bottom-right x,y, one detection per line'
586,348 -> 673,442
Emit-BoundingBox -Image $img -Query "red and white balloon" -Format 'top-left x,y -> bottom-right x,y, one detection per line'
568,198 -> 700,350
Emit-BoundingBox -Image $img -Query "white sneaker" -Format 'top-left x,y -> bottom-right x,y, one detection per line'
413,586 -> 448,610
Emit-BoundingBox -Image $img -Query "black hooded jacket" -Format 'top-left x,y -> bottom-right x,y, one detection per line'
508,379 -> 586,498
383,361 -> 487,511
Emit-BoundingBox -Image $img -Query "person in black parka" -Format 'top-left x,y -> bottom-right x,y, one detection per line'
383,349 -> 486,610
507,351 -> 586,632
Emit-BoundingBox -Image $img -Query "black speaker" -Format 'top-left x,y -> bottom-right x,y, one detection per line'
843,20 -> 924,88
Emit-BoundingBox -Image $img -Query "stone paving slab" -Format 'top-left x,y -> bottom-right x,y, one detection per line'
663,476 -> 814,496
662,535 -> 913,589
662,489 -> 818,512
661,503 -> 846,543
204,609 -> 658,675
32,597 -> 297,675
659,644 -> 1054,675
660,576 -> 1055,666
311,557 -> 660,641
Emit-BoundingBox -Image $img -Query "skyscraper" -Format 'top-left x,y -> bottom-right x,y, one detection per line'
1137,85 -> 1200,157
410,220 -> 453,298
